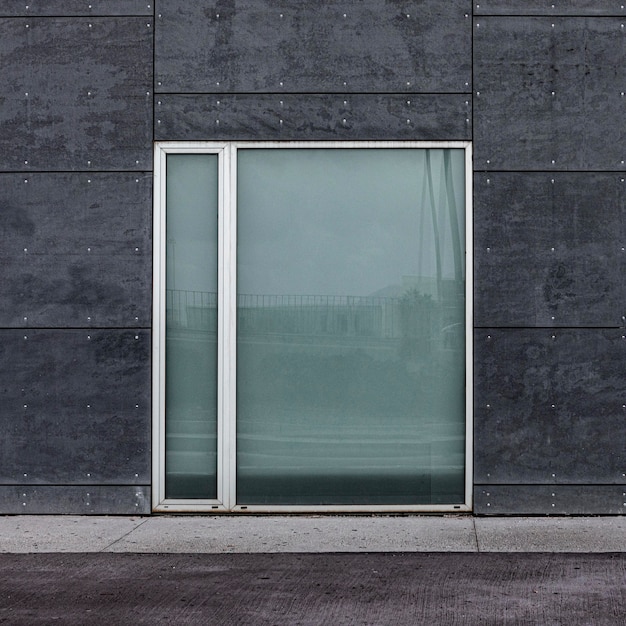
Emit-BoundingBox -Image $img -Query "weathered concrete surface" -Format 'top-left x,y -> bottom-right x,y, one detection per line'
0,17 -> 152,171
474,17 -> 626,171
0,552 -> 623,625
155,94 -> 471,141
474,1 -> 623,16
1,515 -> 624,554
473,172 -> 626,328
475,517 -> 626,552
0,516 -> 146,553
104,515 -> 478,553
474,329 -> 626,492
0,331 -> 151,495
474,485 -> 626,516
155,0 -> 471,94
0,173 -> 152,328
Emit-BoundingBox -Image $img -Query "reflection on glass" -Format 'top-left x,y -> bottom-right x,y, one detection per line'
236,148 -> 466,505
165,154 -> 218,499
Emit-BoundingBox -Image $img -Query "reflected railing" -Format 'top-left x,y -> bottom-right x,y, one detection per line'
166,289 -> 464,350
166,289 -> 218,332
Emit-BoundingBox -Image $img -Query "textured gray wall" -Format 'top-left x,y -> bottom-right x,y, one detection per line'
0,8 -> 153,514
473,4 -> 626,514
0,1 -> 623,514
154,0 -> 472,142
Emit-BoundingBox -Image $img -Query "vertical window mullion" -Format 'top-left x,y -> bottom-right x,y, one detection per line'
152,145 -> 168,508
464,144 -> 474,509
220,144 -> 238,509
216,147 -> 226,506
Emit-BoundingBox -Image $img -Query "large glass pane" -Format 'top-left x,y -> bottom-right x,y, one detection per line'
165,154 -> 218,499
236,148 -> 466,505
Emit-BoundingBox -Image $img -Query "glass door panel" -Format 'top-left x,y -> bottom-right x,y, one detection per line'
236,148 -> 466,505
165,154 -> 218,499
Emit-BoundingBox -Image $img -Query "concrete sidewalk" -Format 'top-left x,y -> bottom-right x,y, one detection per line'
0,517 -> 624,624
0,515 -> 624,553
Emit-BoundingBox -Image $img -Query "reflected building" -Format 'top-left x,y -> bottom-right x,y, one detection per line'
165,279 -> 466,505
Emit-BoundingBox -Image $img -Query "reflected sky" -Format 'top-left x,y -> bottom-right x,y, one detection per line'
237,148 -> 465,298
166,153 -> 218,293
166,148 -> 466,299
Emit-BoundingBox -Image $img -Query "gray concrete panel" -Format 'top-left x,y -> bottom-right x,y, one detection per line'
1,515 -> 625,553
474,516 -> 626,551
474,17 -> 626,170
0,1 -> 153,16
155,0 -> 471,94
475,1 -> 626,16
0,486 -> 150,515
0,516 -> 147,552
474,329 -> 626,484
474,485 -> 626,515
0,173 -> 151,327
105,516 -> 477,553
0,330 -> 151,484
474,173 -> 626,327
155,94 -> 471,141
0,17 -> 152,171
0,255 -> 150,328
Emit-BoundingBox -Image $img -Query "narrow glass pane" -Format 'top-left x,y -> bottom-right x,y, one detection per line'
165,154 -> 218,499
237,148 -> 466,505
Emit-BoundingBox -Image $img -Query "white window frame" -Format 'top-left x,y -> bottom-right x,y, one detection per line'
152,141 -> 473,513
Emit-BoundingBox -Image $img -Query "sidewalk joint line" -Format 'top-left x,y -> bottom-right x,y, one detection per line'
473,517 -> 481,552
100,517 -> 151,553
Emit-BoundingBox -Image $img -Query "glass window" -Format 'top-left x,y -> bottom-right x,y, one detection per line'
165,154 -> 218,499
154,142 -> 471,511
237,148 -> 465,504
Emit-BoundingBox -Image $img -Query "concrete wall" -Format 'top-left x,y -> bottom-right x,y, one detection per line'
0,5 -> 153,513
0,0 -> 623,514
473,2 -> 626,514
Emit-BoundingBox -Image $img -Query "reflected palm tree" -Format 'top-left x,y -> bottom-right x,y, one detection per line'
424,149 -> 464,302
444,150 -> 463,291
425,151 -> 442,302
